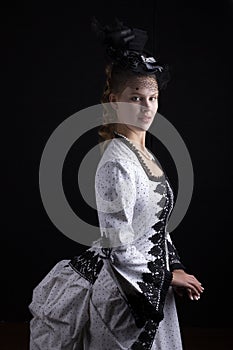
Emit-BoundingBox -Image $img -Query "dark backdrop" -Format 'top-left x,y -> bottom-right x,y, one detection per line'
2,0 -> 233,329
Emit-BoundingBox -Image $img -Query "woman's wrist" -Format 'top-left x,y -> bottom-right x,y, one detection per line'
170,271 -> 174,285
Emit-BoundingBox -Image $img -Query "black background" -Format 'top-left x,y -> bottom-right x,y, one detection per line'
2,0 -> 233,329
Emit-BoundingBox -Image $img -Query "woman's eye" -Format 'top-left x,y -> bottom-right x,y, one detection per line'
131,96 -> 141,102
131,96 -> 158,102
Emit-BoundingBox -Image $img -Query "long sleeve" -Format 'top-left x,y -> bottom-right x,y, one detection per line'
95,158 -> 137,248
166,232 -> 186,271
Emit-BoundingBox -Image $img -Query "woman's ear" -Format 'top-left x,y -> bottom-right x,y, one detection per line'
109,93 -> 118,111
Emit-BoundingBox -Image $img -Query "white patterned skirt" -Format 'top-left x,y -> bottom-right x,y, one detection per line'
29,259 -> 183,350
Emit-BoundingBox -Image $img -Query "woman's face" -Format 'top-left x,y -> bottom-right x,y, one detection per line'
110,76 -> 159,132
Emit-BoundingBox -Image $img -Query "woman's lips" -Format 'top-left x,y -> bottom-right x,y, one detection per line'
138,116 -> 152,123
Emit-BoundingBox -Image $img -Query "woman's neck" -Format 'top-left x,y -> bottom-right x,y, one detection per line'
115,125 -> 147,151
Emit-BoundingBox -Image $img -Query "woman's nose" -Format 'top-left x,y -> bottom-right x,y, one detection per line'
141,100 -> 150,110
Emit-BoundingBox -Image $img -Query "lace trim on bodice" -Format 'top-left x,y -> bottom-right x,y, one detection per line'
113,131 -> 166,182
129,181 -> 174,349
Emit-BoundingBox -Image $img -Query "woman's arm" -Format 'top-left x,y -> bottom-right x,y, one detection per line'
166,232 -> 186,271
95,158 -> 137,247
166,233 -> 204,300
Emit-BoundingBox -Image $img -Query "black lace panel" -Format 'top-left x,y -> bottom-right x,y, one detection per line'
69,250 -> 104,285
110,265 -> 164,329
167,240 -> 186,270
129,182 -> 173,349
137,184 -> 173,307
131,319 -> 159,350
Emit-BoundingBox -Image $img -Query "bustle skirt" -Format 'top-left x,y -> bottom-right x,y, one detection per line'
29,259 -> 183,350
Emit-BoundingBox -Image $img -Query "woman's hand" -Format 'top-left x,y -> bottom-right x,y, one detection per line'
171,269 -> 204,301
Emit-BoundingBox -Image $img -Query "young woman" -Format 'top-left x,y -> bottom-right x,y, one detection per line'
29,18 -> 204,349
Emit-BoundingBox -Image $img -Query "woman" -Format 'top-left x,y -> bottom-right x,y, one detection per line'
29,19 -> 204,349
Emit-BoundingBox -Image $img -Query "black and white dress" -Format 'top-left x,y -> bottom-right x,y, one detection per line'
29,133 -> 184,350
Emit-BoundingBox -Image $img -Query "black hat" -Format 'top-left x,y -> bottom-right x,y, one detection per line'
91,17 -> 170,88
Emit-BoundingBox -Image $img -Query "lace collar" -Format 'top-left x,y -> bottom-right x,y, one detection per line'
113,131 -> 166,182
